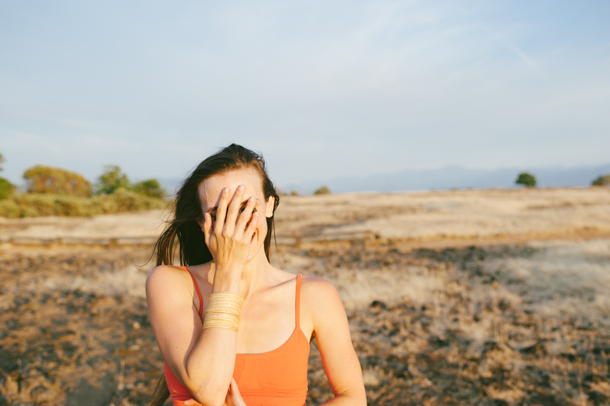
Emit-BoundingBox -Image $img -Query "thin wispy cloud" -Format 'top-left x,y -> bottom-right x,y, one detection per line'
501,40 -> 547,78
0,0 -> 608,187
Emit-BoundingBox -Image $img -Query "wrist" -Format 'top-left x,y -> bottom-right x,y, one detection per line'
212,269 -> 241,293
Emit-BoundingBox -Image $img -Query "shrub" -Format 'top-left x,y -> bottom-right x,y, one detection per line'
0,194 -> 88,217
515,172 -> 536,188
0,199 -> 20,217
0,177 -> 15,200
132,179 -> 166,198
0,154 -> 16,200
23,165 -> 92,196
591,175 -> 610,187
314,186 -> 331,195
95,165 -> 130,195
103,188 -> 167,212
0,190 -> 167,218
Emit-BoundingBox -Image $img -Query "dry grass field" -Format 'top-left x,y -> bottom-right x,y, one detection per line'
1,188 -> 610,405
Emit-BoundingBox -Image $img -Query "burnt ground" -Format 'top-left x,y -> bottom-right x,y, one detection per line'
1,243 -> 609,405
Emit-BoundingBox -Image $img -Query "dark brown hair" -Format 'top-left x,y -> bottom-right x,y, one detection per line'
147,144 -> 280,406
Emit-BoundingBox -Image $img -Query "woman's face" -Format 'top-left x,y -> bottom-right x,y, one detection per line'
198,168 -> 275,262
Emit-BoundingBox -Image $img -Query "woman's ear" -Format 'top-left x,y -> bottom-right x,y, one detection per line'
265,196 -> 275,218
198,220 -> 205,232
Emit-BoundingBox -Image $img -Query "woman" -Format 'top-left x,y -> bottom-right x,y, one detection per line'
146,144 -> 366,406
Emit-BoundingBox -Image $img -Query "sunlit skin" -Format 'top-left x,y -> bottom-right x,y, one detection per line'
146,168 -> 367,406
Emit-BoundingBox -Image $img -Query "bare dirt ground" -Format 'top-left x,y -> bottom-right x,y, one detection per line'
1,188 -> 610,405
3,188 -> 610,248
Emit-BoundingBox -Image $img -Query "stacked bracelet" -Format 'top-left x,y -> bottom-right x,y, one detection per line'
203,292 -> 244,332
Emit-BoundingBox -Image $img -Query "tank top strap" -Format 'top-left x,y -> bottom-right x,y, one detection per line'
295,274 -> 302,328
181,266 -> 203,318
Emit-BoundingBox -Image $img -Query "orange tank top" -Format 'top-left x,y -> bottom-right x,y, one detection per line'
163,267 -> 310,406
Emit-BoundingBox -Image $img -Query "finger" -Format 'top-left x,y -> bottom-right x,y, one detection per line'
243,211 -> 259,243
224,185 -> 246,236
203,212 -> 212,247
230,377 -> 239,393
235,196 -> 256,236
214,187 -> 230,235
184,399 -> 203,406
230,378 -> 244,402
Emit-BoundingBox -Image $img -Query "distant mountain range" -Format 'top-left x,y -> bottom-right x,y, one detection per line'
281,163 -> 610,194
157,163 -> 610,196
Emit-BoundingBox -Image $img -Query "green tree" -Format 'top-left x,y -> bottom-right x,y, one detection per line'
132,179 -> 166,198
314,185 -> 331,195
23,165 -> 92,196
0,178 -> 15,200
95,165 -> 130,194
592,175 -> 610,186
0,153 -> 15,199
515,172 -> 536,188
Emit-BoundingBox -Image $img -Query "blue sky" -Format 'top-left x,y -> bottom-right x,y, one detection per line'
1,0 -> 609,189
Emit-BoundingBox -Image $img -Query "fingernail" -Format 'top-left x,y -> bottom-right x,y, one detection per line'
249,196 -> 255,202
237,185 -> 244,191
254,212 -> 259,216
223,187 -> 229,193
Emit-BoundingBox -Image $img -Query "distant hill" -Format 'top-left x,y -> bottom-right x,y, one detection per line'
156,163 -> 610,196
282,163 -> 610,194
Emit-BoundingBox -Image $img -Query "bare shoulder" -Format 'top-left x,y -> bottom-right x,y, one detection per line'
146,264 -> 191,296
300,275 -> 344,311
299,275 -> 349,342
300,275 -> 338,295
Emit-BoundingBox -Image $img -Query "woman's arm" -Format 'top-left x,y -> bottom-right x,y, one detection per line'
147,266 -> 240,406
304,278 -> 367,406
146,186 -> 258,406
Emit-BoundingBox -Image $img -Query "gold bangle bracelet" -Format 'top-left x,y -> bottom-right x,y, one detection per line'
206,314 -> 240,320
208,299 -> 242,304
207,303 -> 242,310
202,292 -> 243,332
206,303 -> 241,311
205,307 -> 241,316
203,320 -> 239,327
205,314 -> 238,320
203,323 -> 238,332
208,297 -> 243,304
204,312 -> 240,320
203,318 -> 239,328
207,299 -> 243,306
204,316 -> 239,323
206,302 -> 242,309
204,316 -> 239,324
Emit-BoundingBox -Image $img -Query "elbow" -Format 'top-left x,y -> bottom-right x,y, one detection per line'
190,392 -> 225,406
188,381 -> 228,406
183,358 -> 231,406
335,390 -> 367,406
190,391 -> 226,406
